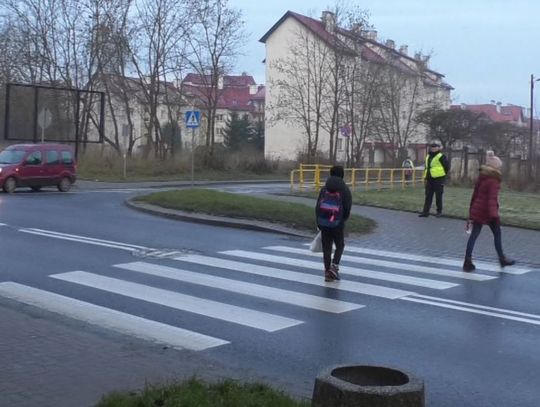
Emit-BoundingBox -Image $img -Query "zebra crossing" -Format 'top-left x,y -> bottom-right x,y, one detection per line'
0,243 -> 536,351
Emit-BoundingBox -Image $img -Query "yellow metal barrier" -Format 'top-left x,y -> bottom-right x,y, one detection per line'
290,165 -> 423,191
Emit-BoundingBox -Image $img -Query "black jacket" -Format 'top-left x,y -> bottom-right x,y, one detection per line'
315,175 -> 352,226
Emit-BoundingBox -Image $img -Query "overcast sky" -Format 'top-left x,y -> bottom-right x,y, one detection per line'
229,0 -> 539,111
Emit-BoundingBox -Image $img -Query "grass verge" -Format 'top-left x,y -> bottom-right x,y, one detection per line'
136,188 -> 376,234
295,186 -> 540,230
96,378 -> 310,407
79,168 -> 288,182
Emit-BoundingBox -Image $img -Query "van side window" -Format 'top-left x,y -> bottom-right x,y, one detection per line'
25,151 -> 42,165
61,151 -> 73,165
46,151 -> 60,165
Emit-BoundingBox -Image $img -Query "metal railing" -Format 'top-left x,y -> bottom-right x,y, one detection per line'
290,164 -> 424,191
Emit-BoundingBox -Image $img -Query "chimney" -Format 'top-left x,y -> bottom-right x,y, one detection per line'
385,39 -> 395,49
399,44 -> 408,55
496,102 -> 501,113
218,76 -> 224,90
249,84 -> 258,95
321,11 -> 336,32
351,23 -> 362,34
414,52 -> 422,60
364,29 -> 377,41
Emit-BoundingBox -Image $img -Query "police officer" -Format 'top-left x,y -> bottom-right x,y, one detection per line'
419,143 -> 450,217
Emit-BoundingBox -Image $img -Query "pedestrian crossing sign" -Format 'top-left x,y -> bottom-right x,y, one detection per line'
185,110 -> 200,128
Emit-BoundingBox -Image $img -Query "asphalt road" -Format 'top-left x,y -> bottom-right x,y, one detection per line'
0,182 -> 539,407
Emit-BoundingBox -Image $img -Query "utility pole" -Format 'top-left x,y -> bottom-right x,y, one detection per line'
530,75 -> 540,179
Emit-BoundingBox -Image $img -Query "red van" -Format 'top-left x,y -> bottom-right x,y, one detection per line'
0,143 -> 76,193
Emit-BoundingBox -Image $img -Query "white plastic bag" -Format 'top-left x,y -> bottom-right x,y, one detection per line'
309,231 -> 322,253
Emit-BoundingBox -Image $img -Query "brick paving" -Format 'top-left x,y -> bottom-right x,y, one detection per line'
0,298 -> 244,407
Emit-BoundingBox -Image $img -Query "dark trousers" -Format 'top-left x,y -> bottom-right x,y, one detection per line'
321,225 -> 345,271
465,220 -> 504,258
422,180 -> 444,214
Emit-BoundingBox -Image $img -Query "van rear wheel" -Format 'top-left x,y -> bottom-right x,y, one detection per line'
3,177 -> 16,193
57,177 -> 72,192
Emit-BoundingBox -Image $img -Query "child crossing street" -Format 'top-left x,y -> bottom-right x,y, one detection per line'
315,165 -> 352,282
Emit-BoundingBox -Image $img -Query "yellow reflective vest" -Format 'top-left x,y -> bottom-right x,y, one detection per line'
424,153 -> 446,179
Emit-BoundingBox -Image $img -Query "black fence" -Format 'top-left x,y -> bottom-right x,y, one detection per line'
1,83 -> 105,157
447,148 -> 540,187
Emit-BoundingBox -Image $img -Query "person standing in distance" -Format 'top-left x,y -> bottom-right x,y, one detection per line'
315,165 -> 352,282
402,156 -> 414,182
419,143 -> 450,217
463,151 -> 515,271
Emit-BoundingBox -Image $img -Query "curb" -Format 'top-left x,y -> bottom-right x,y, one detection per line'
125,199 -> 313,238
76,179 -> 289,190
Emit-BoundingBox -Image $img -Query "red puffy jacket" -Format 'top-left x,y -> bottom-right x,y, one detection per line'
468,166 -> 502,224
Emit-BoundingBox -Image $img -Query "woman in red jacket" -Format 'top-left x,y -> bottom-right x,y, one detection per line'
463,151 -> 515,272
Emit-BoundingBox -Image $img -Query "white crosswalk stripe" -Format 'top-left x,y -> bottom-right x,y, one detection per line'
0,241 -> 535,352
221,249 -> 493,282
343,245 -> 531,275
261,247 -> 459,289
175,254 -> 413,299
51,271 -> 302,332
114,261 -> 363,313
0,282 -> 228,351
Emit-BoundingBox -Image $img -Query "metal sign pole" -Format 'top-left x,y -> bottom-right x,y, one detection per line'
191,127 -> 195,187
185,109 -> 200,188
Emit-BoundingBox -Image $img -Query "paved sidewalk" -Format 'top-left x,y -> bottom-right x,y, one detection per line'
0,297 -> 249,407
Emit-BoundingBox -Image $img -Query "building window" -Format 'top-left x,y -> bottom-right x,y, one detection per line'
337,138 -> 343,151
216,114 -> 224,121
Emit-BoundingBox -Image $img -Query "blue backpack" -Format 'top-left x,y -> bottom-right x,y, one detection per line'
317,190 -> 343,228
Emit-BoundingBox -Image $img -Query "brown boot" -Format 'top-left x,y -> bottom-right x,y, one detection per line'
463,257 -> 476,272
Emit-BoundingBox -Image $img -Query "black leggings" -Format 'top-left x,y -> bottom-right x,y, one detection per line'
465,220 -> 504,258
321,226 -> 345,271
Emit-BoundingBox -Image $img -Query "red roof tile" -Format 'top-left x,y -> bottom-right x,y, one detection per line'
183,73 -> 256,87
251,86 -> 265,100
182,82 -> 263,112
259,10 -> 450,84
451,104 -> 524,123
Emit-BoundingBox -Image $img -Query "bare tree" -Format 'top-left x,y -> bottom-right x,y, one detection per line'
268,23 -> 332,163
344,60 -> 383,166
319,1 -> 371,162
416,107 -> 485,151
372,60 -> 428,165
129,0 -> 189,159
186,0 -> 246,158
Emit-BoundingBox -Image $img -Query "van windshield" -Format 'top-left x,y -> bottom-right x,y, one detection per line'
0,150 -> 26,164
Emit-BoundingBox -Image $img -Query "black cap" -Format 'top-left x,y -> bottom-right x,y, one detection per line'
429,143 -> 440,148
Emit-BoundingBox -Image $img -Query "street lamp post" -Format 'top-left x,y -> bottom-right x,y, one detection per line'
529,74 -> 540,179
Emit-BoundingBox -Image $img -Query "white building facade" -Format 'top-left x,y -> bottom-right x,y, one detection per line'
260,11 -> 453,165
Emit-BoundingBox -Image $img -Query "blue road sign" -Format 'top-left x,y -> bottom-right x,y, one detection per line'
185,111 -> 201,128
